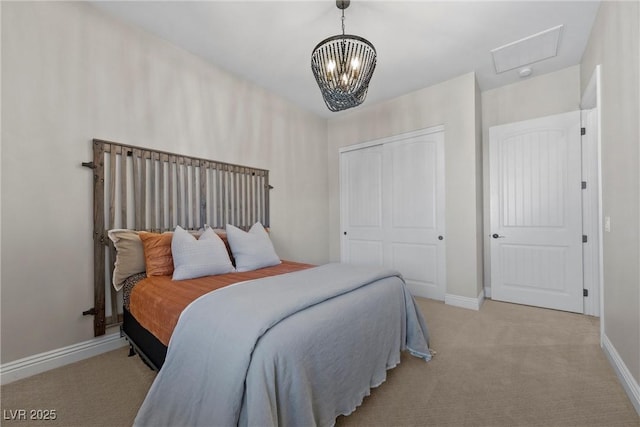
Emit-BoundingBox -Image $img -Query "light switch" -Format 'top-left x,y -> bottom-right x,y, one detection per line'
604,216 -> 611,232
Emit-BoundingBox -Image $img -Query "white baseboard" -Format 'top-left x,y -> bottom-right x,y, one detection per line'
406,283 -> 443,301
602,333 -> 640,416
445,290 -> 484,311
0,332 -> 127,385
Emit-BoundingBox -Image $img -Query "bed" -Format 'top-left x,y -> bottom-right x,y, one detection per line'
87,140 -> 431,426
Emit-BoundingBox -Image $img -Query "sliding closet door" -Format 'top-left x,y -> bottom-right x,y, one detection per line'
340,128 -> 446,300
340,145 -> 384,266
385,132 -> 446,299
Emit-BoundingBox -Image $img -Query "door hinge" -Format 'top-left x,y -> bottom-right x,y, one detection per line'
581,127 -> 586,136
582,181 -> 587,189
582,235 -> 588,243
583,289 -> 589,297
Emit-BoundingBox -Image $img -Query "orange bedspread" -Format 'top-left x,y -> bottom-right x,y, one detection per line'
129,261 -> 314,346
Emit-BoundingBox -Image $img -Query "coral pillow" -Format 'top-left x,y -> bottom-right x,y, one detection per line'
139,231 -> 174,277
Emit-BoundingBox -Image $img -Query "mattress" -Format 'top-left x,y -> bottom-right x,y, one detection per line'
128,260 -> 314,346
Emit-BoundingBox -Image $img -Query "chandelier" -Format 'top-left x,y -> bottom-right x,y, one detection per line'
311,0 -> 377,112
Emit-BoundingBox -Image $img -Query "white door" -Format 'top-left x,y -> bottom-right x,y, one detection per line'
340,128 -> 446,300
340,145 -> 385,266
489,111 -> 583,313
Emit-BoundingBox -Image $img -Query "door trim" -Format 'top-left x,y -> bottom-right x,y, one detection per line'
484,68 -> 603,319
338,125 -> 445,155
580,65 -> 603,323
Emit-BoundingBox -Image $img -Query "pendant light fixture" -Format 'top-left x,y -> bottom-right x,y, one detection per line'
311,0 -> 376,112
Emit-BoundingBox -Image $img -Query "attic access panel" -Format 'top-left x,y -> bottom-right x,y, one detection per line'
491,25 -> 563,74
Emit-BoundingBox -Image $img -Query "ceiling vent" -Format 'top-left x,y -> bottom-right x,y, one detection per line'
491,25 -> 563,74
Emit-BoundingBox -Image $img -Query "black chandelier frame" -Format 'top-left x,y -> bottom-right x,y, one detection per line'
311,1 -> 377,112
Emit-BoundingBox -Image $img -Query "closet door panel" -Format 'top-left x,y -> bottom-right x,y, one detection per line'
385,133 -> 445,300
340,146 -> 384,266
340,128 -> 446,300
389,139 -> 437,229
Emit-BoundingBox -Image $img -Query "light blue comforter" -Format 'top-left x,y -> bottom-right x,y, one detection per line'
134,263 -> 431,427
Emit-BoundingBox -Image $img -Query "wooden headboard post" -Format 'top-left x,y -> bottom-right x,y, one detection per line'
85,139 -> 271,336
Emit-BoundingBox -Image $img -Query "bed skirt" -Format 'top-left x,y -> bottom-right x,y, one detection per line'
122,308 -> 167,370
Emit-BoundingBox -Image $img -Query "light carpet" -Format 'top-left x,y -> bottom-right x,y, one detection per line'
1,298 -> 638,426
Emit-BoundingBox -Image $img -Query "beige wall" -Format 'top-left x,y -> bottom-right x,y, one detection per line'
1,2 -> 329,363
481,65 -> 582,289
580,1 -> 640,387
327,72 -> 483,300
4,5 -> 638,405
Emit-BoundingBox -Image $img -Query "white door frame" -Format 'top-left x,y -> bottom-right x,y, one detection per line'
484,66 -> 602,319
338,125 -> 445,155
581,65 -> 603,327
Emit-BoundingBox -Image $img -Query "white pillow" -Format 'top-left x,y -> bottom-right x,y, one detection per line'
171,225 -> 235,280
225,222 -> 281,272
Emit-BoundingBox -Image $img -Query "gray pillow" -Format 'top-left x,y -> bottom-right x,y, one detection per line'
225,223 -> 281,272
172,226 -> 235,280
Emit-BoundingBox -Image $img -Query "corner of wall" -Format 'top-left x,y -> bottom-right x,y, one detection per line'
474,74 -> 485,297
445,289 -> 485,311
602,334 -> 640,416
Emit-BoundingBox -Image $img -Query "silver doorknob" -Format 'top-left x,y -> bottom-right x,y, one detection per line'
492,233 -> 505,239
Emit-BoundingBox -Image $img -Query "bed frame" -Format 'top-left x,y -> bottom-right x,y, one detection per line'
85,139 -> 271,345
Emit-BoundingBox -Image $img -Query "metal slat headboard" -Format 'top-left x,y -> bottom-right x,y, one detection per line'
86,139 -> 270,336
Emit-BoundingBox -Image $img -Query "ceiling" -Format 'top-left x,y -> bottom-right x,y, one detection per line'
89,1 -> 600,118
